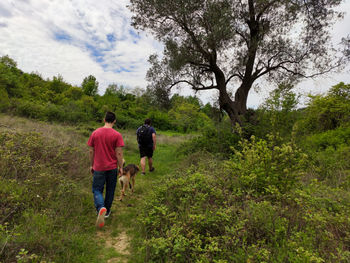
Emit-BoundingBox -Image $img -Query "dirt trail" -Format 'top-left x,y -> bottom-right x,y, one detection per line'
92,137 -> 183,262
96,230 -> 131,262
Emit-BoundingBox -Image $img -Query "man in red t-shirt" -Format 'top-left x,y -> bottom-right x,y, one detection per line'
87,111 -> 124,228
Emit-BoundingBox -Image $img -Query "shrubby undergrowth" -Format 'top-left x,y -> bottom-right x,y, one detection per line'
139,134 -> 350,262
138,83 -> 350,262
0,127 -> 97,262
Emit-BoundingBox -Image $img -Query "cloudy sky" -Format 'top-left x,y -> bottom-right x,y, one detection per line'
0,0 -> 349,107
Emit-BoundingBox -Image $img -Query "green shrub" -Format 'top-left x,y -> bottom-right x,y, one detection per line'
139,148 -> 350,262
148,110 -> 174,130
295,82 -> 350,134
256,83 -> 301,140
0,130 -> 98,262
303,125 -> 350,151
181,118 -> 240,156
225,134 -> 308,198
0,87 -> 10,112
115,112 -> 143,129
295,126 -> 350,187
11,99 -> 47,120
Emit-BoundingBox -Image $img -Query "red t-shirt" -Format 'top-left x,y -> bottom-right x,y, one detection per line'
87,127 -> 124,171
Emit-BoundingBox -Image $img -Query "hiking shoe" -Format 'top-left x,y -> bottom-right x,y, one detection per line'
96,207 -> 107,228
149,167 -> 155,172
105,210 -> 111,218
141,172 -> 146,175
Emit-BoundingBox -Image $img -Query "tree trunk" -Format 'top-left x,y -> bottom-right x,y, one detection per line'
217,82 -> 252,126
212,62 -> 253,125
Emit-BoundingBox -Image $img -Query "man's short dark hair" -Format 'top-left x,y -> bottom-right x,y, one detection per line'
105,112 -> 116,123
144,118 -> 152,125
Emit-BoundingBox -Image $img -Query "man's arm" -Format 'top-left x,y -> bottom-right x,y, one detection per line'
152,133 -> 156,151
89,146 -> 94,174
116,147 -> 124,174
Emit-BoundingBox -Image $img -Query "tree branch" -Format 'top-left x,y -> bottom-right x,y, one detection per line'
256,0 -> 280,21
168,80 -> 218,91
235,28 -> 249,46
178,19 -> 211,60
189,61 -> 211,69
226,73 -> 243,84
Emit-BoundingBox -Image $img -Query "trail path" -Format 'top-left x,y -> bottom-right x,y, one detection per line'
94,133 -> 185,263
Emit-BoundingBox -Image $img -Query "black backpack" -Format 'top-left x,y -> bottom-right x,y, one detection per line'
137,125 -> 152,145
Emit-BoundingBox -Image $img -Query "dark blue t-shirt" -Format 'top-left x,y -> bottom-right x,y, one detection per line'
136,125 -> 156,147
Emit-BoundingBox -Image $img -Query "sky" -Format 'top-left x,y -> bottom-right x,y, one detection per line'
0,0 -> 349,108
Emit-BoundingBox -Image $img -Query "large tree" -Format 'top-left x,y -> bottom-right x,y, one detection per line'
129,0 -> 346,124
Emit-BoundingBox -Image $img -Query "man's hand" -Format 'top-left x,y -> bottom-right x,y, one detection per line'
152,133 -> 156,151
119,167 -> 123,176
89,147 -> 94,175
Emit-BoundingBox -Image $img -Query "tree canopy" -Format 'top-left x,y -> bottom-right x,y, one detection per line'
81,75 -> 99,96
130,0 -> 346,124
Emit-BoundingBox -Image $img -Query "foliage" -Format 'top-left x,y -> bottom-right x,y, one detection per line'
180,117 -> 240,156
139,136 -> 350,262
296,82 -> 350,134
81,75 -> 99,96
226,133 -> 308,198
129,0 -> 345,124
0,55 -> 217,132
0,87 -> 10,112
0,128 -> 98,262
256,83 -> 301,139
169,101 -> 213,133
134,80 -> 350,262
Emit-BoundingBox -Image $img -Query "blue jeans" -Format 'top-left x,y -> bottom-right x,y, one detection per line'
92,168 -> 117,213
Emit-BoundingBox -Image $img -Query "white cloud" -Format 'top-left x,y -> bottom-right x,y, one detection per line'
0,0 -> 161,93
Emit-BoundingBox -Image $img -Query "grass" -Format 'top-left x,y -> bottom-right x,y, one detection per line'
94,129 -> 186,262
0,113 -> 186,262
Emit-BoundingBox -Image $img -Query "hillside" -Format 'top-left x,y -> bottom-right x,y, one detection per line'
1,81 -> 350,262
0,114 -> 187,262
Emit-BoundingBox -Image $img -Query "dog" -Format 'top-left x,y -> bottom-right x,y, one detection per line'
119,163 -> 139,201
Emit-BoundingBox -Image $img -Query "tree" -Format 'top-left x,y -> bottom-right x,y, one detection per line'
299,82 -> 350,132
259,83 -> 300,138
129,0 -> 346,125
81,75 -> 98,96
0,55 -> 17,69
146,55 -> 172,110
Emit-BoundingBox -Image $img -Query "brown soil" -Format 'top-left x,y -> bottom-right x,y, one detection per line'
96,230 -> 130,263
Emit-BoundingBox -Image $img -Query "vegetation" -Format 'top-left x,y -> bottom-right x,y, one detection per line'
137,82 -> 350,262
1,47 -> 350,263
0,55 -> 217,132
0,116 -> 98,262
0,114 -> 192,262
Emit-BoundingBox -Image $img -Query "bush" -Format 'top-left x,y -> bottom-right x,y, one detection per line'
0,130 -> 98,262
148,110 -> 174,130
0,87 -> 10,112
180,118 -> 240,156
303,125 -> 350,151
138,143 -> 350,262
11,99 -> 47,120
295,82 -> 350,134
115,112 -> 143,129
225,133 -> 308,198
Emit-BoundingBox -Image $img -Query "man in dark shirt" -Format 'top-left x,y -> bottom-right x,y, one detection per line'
136,118 -> 156,175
